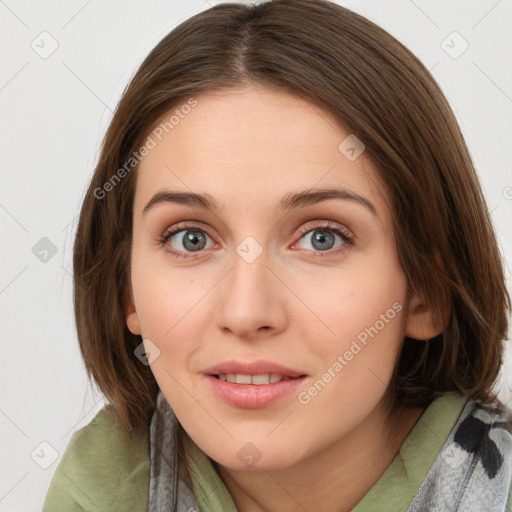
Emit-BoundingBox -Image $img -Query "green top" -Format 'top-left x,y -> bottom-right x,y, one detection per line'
43,392 -> 481,511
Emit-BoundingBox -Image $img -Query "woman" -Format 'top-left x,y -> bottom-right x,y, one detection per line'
44,1 -> 512,510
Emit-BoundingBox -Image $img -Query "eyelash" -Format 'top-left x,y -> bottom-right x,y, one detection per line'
158,220 -> 354,261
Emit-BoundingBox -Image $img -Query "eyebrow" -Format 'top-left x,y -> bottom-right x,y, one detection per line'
142,187 -> 378,217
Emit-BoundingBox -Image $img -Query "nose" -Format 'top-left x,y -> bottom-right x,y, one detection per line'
216,248 -> 287,341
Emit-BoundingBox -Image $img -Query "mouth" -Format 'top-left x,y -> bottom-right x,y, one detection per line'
202,361 -> 308,408
211,373 -> 304,384
202,359 -> 307,380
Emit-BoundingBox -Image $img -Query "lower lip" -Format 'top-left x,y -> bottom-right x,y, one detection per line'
203,375 -> 307,409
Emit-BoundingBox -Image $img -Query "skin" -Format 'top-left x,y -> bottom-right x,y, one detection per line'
125,84 -> 446,512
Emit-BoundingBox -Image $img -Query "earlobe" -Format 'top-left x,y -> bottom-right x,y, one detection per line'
404,286 -> 450,341
124,287 -> 141,335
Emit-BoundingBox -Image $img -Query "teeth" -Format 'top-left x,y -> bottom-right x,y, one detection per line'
217,373 -> 291,385
235,374 -> 252,384
269,373 -> 283,383
252,374 -> 272,385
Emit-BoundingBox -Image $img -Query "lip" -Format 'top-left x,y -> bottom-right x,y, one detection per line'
202,359 -> 307,378
201,359 -> 308,409
203,374 -> 307,409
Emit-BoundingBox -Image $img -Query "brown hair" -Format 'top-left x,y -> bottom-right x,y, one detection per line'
73,0 -> 510,435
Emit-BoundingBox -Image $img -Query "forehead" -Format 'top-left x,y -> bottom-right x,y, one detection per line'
134,85 -> 390,223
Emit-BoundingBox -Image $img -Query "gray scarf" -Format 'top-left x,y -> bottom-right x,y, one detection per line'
147,390 -> 201,512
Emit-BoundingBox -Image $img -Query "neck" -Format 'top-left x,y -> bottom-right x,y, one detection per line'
214,396 -> 426,512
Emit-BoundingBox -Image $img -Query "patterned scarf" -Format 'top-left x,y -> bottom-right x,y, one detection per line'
407,397 -> 512,511
148,388 -> 512,511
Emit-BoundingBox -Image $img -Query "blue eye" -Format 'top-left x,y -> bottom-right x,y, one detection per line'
296,227 -> 348,252
291,221 -> 353,259
161,227 -> 215,257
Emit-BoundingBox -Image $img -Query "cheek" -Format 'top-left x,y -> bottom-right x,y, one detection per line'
130,245 -> 207,340
297,253 -> 408,386
301,255 -> 406,339
130,261 -> 208,413
292,271 -> 407,445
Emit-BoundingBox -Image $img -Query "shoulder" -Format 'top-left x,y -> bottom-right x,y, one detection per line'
457,399 -> 512,510
43,406 -> 150,512
454,398 -> 512,457
408,396 -> 512,511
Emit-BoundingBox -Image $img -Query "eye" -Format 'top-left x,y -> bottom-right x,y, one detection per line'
292,220 -> 354,259
159,223 -> 217,260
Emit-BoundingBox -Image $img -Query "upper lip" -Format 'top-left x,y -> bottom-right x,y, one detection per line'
202,360 -> 307,378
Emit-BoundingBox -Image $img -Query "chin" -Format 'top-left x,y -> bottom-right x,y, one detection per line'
202,438 -> 308,473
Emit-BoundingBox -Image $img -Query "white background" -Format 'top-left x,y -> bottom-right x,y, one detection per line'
1,0 -> 511,510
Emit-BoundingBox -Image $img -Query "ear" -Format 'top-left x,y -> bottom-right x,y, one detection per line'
404,285 -> 450,341
123,286 -> 141,335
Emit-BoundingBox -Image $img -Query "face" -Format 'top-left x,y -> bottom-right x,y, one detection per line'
126,84 -> 428,471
